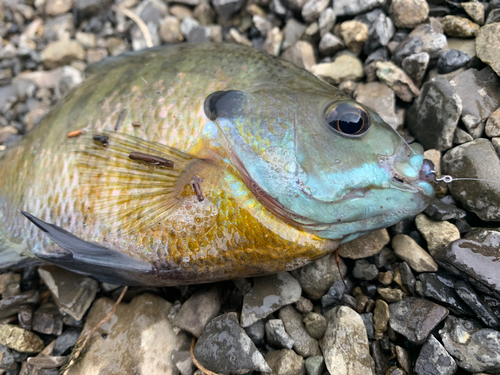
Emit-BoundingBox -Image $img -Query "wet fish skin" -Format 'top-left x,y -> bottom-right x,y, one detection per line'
0,43 -> 435,285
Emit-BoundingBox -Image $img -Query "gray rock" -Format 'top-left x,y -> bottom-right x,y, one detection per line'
442,15 -> 480,38
439,315 -> 500,373
38,266 -> 98,321
281,41 -> 316,71
338,229 -> 390,259
375,61 -> 420,102
332,0 -> 385,17
55,66 -> 83,100
392,234 -> 438,273
53,327 -> 80,356
399,262 -> 416,295
406,77 -> 461,151
282,19 -> 307,51
241,272 -> 301,327
363,11 -> 395,55
26,356 -> 68,368
360,313 -> 375,340
320,306 -> 375,375
194,313 -> 270,374
437,49 -> 471,74
173,286 -> 221,337
0,290 -> 39,319
485,8 -> 500,24
32,303 -> 63,336
280,305 -> 321,358
303,312 -> 326,339
0,344 -> 16,371
389,0 -> 429,29
301,0 -> 329,23
371,340 -> 390,374
355,82 -> 398,128
212,0 -> 245,19
450,68 -> 500,138
415,335 -> 457,375
424,198 -> 466,221
352,260 -> 379,281
265,349 -> 305,375
395,346 -> 412,375
442,139 -> 500,220
76,0 -> 112,16
418,273 -> 472,315
321,279 -> 346,311
414,214 -> 460,256
433,229 -> 500,299
266,319 -> 294,349
305,356 -> 325,375
66,294 -> 189,375
295,296 -> 313,314
455,280 -> 500,328
297,254 -> 346,300
263,27 -> 283,57
180,17 -> 210,43
389,297 -> 448,344
462,1 -> 485,25
318,33 -> 344,56
402,52 -> 429,88
318,8 -> 336,37
393,24 -> 447,65
43,14 -> 74,42
244,319 -> 265,347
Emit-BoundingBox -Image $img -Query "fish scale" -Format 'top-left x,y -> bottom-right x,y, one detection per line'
0,44 -> 434,285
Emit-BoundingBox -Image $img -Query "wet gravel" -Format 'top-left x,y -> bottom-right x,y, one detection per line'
1,0 -> 500,374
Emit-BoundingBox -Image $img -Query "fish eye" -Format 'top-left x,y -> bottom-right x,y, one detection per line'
325,103 -> 371,137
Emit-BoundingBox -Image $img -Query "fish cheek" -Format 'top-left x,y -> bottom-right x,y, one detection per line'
204,90 -> 247,121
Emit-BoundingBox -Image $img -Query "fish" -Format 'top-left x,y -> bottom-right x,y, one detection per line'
0,43 -> 435,286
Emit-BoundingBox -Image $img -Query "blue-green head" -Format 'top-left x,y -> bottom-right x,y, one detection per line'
204,84 -> 435,243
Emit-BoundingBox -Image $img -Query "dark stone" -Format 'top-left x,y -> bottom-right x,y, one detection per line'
434,229 -> 500,299
393,24 -> 447,65
437,49 -> 472,74
455,280 -> 500,329
53,327 -> 81,356
406,77 -> 461,151
321,279 -> 345,312
399,262 -> 415,296
371,340 -> 390,375
244,319 -> 265,347
76,0 -> 112,16
17,305 -> 32,331
194,313 -> 270,374
352,260 -> 379,281
418,273 -> 472,315
360,313 -> 374,340
0,344 -> 16,371
423,198 -> 466,221
439,315 -> 500,373
363,11 -> 395,55
0,290 -> 40,319
32,303 -> 63,336
389,297 -> 448,344
449,68 -> 500,138
443,139 -> 500,221
212,0 -> 245,19
415,335 -> 457,375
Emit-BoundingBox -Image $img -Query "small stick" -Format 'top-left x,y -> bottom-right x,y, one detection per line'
113,5 -> 153,48
62,286 -> 128,375
67,130 -> 84,138
115,109 -> 126,131
190,337 -> 221,375
129,152 -> 174,168
191,176 -> 205,202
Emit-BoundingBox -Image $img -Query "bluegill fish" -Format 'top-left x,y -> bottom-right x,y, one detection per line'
0,43 -> 435,286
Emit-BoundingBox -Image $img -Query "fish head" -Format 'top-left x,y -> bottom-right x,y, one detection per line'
205,85 -> 435,242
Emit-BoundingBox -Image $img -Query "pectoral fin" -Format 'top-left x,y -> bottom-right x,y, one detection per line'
73,131 -> 207,234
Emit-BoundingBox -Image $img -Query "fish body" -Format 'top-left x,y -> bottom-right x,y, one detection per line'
0,43 -> 434,285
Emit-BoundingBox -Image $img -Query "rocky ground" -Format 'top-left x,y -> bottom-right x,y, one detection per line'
1,0 -> 500,374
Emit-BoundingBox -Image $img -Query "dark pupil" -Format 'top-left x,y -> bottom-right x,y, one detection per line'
337,113 -> 363,134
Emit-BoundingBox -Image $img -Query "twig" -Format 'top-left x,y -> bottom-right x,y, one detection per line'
113,5 -> 153,48
190,337 -> 221,375
61,286 -> 129,375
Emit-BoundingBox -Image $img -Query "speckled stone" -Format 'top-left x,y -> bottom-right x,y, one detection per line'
266,319 -> 294,349
340,21 -> 369,55
310,54 -> 364,85
389,0 -> 429,29
414,214 -> 460,256
338,229 -> 390,259
375,61 -> 420,102
265,349 -> 305,375
462,1 -> 485,25
415,335 -> 457,375
280,305 -> 321,358
377,287 -> 405,303
442,15 -> 480,38
0,325 -> 44,353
